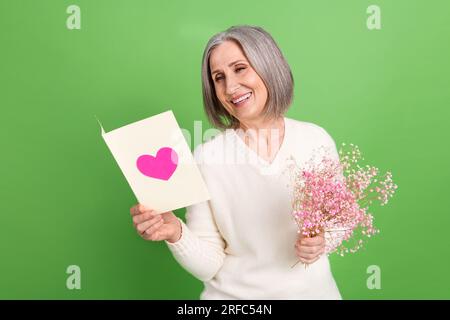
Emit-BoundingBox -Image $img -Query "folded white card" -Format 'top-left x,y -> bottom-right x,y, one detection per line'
100,110 -> 210,213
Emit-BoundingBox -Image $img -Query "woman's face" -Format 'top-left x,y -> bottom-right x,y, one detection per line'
209,40 -> 268,125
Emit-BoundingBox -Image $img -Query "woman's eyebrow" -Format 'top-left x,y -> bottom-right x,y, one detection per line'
211,60 -> 247,75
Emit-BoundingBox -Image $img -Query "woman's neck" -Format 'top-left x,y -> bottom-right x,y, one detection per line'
238,116 -> 285,140
238,116 -> 283,132
236,116 -> 286,162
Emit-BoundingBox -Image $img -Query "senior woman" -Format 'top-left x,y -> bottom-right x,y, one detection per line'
130,25 -> 342,299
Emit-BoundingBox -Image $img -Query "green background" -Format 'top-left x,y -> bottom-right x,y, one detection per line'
1,0 -> 449,299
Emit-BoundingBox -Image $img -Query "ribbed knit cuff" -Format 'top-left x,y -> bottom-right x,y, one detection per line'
165,218 -> 196,257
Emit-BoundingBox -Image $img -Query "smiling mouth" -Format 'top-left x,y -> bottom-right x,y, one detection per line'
231,92 -> 252,106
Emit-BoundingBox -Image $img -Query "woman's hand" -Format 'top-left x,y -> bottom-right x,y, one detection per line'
130,204 -> 182,243
295,232 -> 326,265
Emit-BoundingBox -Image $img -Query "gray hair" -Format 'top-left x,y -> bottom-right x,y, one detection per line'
201,25 -> 294,129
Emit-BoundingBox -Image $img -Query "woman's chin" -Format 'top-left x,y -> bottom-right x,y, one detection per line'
234,105 -> 252,117
234,105 -> 261,122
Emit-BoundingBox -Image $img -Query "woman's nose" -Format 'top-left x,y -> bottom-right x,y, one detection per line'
225,75 -> 240,95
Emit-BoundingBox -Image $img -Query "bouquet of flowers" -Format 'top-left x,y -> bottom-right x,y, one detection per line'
286,143 -> 397,267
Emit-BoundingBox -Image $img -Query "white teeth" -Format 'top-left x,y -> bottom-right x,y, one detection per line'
232,92 -> 251,104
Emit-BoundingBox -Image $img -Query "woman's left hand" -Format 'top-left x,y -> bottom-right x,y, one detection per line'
295,232 -> 326,265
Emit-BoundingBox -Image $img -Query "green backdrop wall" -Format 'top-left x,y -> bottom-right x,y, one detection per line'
1,0 -> 449,299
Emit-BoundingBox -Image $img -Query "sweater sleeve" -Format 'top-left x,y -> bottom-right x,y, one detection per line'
164,201 -> 226,282
164,145 -> 226,282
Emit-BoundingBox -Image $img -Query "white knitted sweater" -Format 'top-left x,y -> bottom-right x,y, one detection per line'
165,117 -> 342,300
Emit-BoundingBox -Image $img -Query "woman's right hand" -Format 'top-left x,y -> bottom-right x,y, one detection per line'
130,204 -> 182,243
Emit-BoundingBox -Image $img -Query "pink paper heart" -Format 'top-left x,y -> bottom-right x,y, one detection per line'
136,147 -> 178,181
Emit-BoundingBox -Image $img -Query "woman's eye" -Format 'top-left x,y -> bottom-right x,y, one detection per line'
214,67 -> 245,82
